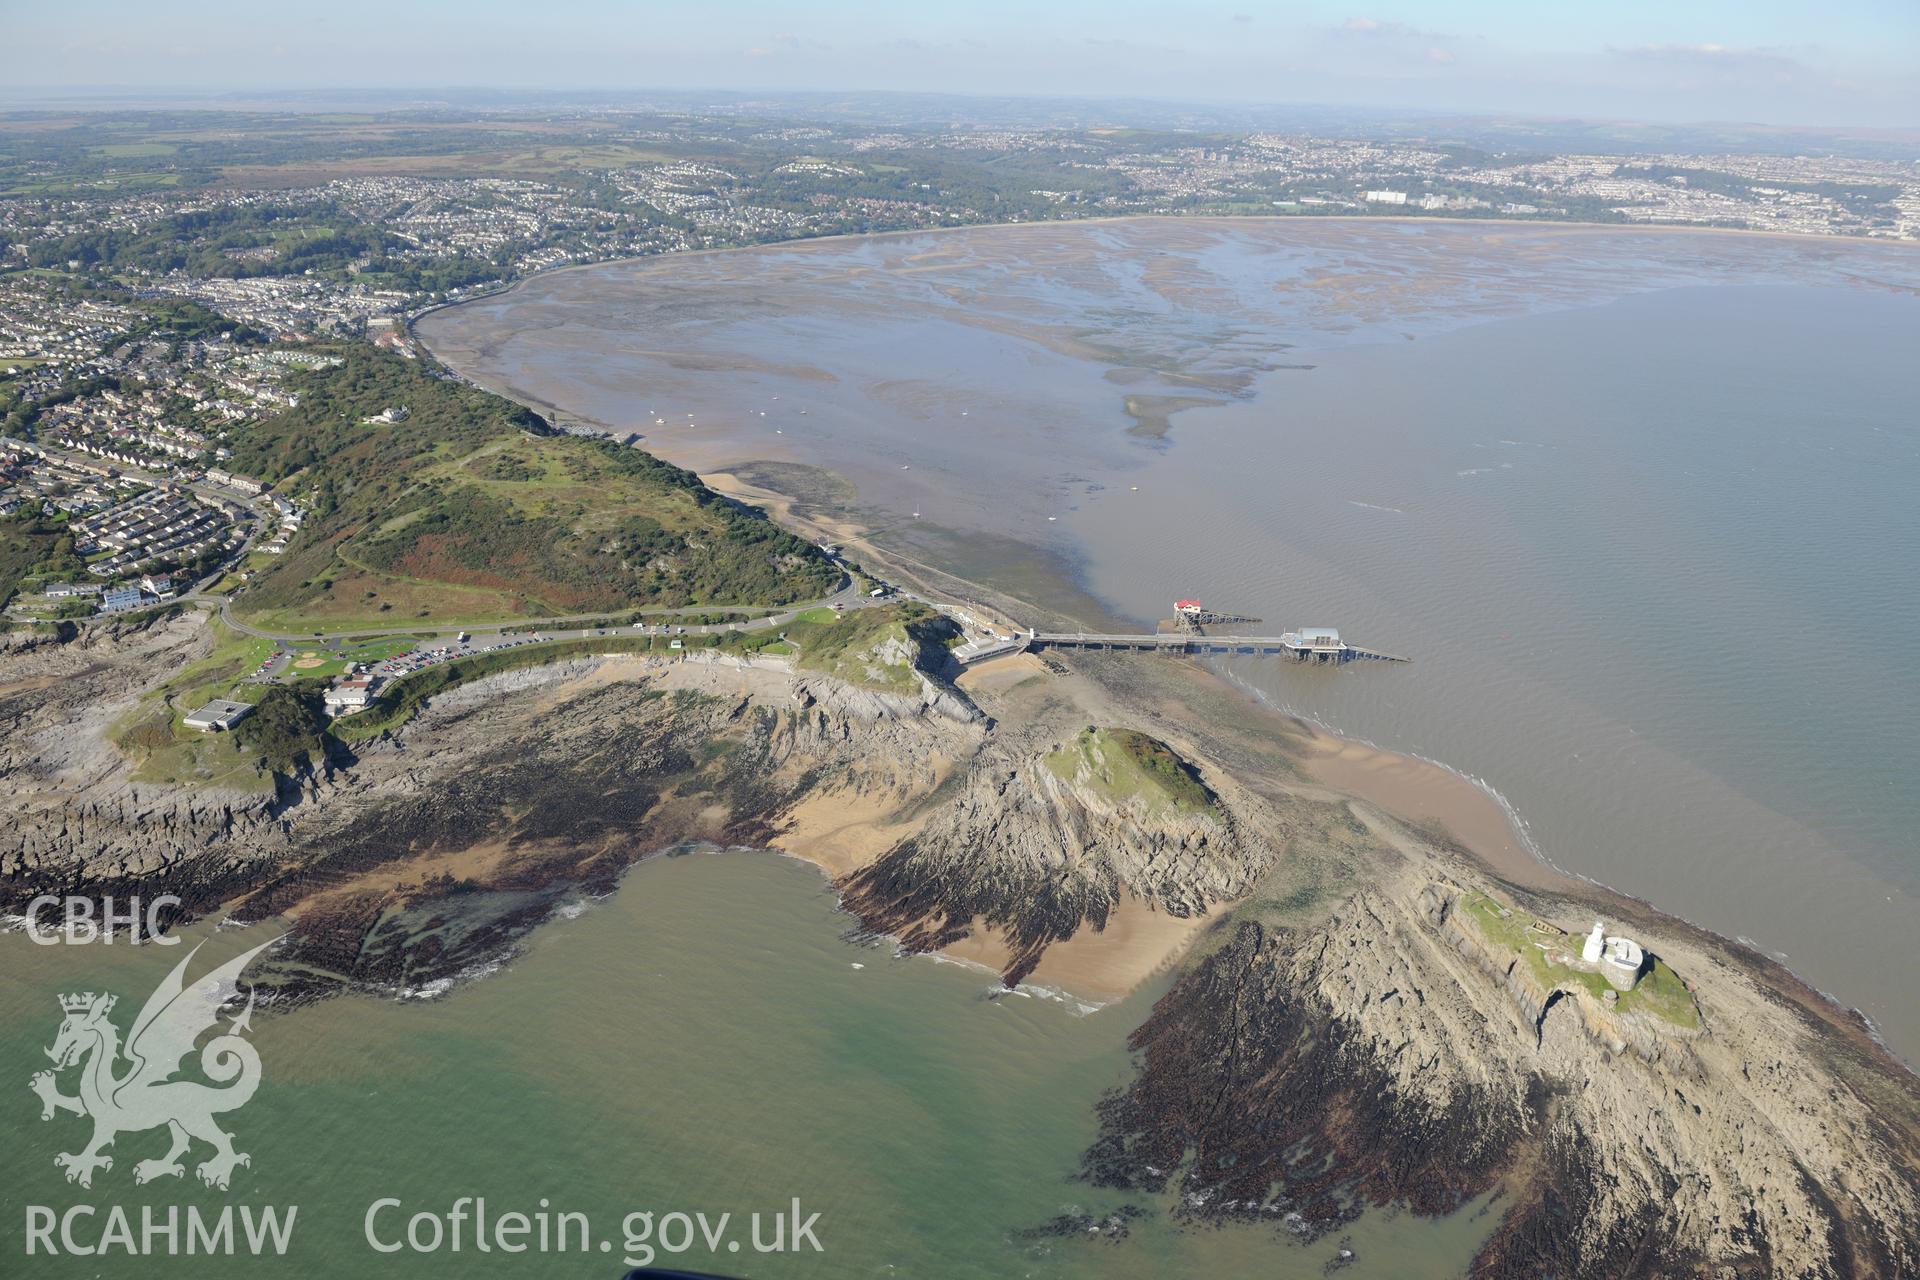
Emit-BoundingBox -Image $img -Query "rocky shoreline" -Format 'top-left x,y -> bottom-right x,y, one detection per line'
3,604 -> 1916,1277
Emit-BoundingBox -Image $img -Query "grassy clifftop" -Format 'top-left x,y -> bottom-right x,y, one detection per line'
781,602 -> 958,694
227,349 -> 837,629
1045,727 -> 1219,817
1461,891 -> 1701,1029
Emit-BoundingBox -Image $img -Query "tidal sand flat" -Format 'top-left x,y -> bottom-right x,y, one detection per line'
420,217 -> 1920,1059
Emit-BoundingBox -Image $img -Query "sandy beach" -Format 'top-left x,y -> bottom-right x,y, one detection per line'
532,454 -> 1558,1010
939,895 -> 1222,1006
1298,727 -> 1565,891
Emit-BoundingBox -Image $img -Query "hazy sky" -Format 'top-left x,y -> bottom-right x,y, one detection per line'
14,1 -> 1919,127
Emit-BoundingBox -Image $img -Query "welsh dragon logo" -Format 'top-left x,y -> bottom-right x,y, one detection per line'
30,938 -> 276,1190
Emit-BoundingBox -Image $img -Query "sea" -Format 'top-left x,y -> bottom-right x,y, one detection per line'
2,854 -> 1493,1277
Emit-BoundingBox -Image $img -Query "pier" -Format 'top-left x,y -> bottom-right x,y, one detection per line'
950,601 -> 1408,667
1024,630 -> 1409,663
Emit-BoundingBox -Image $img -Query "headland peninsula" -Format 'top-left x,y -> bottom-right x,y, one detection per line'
4,215 -> 1916,1279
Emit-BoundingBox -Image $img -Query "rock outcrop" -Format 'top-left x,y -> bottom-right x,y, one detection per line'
1084,871 -> 1920,1279
837,726 -> 1275,983
1,613 -> 301,912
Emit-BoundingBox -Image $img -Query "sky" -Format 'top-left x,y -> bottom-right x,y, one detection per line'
11,1 -> 1919,128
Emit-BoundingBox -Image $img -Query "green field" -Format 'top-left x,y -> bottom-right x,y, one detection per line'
114,719 -> 278,792
87,142 -> 181,158
110,621 -> 285,791
214,142 -> 678,187
0,172 -> 184,197
136,622 -> 278,712
108,620 -> 413,788
280,636 -> 417,680
119,603 -> 941,781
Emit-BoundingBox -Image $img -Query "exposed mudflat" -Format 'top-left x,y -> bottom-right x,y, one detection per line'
418,217 -> 1920,1060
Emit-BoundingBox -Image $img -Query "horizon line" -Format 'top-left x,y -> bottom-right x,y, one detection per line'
0,84 -> 1913,138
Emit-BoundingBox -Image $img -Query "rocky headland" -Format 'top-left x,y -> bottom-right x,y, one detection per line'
3,607 -> 1915,1277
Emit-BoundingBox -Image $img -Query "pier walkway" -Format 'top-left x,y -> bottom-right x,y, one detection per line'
947,600 -> 1408,668
951,631 -> 1409,665
1027,632 -> 1409,662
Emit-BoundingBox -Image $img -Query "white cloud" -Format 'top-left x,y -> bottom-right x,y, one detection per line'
1612,42 -> 1799,69
1332,16 -> 1459,68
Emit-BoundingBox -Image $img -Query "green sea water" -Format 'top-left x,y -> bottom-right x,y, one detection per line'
4,853 -> 1495,1278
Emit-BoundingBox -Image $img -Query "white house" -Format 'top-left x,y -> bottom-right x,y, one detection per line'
323,676 -> 380,714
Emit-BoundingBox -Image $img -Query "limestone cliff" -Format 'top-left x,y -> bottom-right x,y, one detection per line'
0,614 -> 298,911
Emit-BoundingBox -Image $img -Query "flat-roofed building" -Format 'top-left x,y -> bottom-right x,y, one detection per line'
183,699 -> 255,732
1279,626 -> 1347,662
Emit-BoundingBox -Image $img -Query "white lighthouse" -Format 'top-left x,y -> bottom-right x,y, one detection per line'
1579,920 -> 1646,991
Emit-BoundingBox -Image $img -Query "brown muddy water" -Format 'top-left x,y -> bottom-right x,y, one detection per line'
421,218 -> 1920,1060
